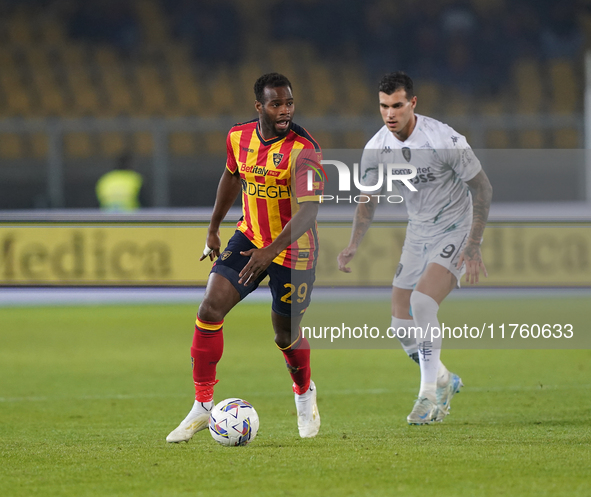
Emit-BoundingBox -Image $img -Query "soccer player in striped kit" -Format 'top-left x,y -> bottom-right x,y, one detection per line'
167,73 -> 323,442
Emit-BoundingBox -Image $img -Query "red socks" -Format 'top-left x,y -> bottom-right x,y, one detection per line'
191,319 -> 311,399
191,317 -> 224,402
280,331 -> 311,395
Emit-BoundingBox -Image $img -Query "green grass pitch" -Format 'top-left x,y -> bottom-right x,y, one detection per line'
1,296 -> 590,496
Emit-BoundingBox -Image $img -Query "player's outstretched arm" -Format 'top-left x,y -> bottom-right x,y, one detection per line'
337,194 -> 379,273
457,170 -> 493,284
201,169 -> 242,261
238,202 -> 319,285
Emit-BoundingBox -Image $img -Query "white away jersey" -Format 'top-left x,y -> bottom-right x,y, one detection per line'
359,114 -> 482,238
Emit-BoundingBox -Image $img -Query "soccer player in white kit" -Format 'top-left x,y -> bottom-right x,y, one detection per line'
338,72 -> 493,424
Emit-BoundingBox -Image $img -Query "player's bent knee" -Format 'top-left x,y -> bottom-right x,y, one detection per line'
274,329 -> 293,349
409,290 -> 439,320
197,301 -> 225,324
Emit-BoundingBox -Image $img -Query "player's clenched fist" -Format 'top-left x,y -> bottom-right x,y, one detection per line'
337,246 -> 357,273
200,231 -> 221,261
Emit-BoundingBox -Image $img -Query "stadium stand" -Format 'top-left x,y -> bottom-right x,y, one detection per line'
0,0 -> 586,161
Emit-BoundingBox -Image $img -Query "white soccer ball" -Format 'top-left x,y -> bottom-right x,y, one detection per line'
208,398 -> 259,446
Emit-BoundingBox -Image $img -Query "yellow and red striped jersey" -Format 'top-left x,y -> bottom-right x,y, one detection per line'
225,119 -> 323,270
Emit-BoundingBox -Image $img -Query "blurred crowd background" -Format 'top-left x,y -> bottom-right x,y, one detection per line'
0,0 -> 588,209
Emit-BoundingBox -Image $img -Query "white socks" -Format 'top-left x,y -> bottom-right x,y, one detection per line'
183,400 -> 213,423
391,316 -> 419,361
391,313 -> 450,389
409,290 -> 443,402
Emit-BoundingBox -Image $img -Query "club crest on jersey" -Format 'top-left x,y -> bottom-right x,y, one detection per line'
272,153 -> 284,167
402,147 -> 411,162
221,251 -> 232,261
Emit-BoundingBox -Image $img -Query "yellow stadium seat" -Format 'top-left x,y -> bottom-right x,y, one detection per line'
342,130 -> 369,150
31,133 -> 48,158
24,47 -> 53,71
519,130 -> 544,149
95,47 -> 119,67
135,64 -> 169,116
5,90 -> 33,116
554,129 -> 580,148
0,48 -> 16,69
169,68 -> 203,115
514,59 -> 543,114
40,89 -> 67,116
170,132 -> 197,156
65,132 -> 93,158
311,131 -> 334,150
236,61 -> 263,115
205,131 -> 227,154
163,43 -> 192,67
479,95 -> 510,149
209,67 -> 236,115
0,70 -> 33,116
306,63 -> 336,116
549,59 -> 578,114
486,130 -> 510,149
61,46 -> 86,66
415,82 -> 441,116
25,53 -> 58,116
31,67 -> 66,116
94,48 -> 138,115
65,68 -> 101,116
268,45 -> 308,110
100,133 -> 127,158
339,66 -> 372,116
269,45 -> 296,79
480,99 -> 506,116
133,132 -> 153,156
288,72 -> 308,112
0,134 -> 24,159
101,69 -> 135,115
444,90 -> 471,116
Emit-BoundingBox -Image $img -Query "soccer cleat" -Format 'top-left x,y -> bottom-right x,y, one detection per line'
407,397 -> 439,425
295,380 -> 320,438
166,401 -> 213,443
435,373 -> 463,421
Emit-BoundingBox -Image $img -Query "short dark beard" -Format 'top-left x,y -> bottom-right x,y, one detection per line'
259,109 -> 290,139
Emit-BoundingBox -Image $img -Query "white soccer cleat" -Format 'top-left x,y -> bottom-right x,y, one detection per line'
295,380 -> 320,438
407,397 -> 439,425
435,373 -> 463,422
166,401 -> 213,443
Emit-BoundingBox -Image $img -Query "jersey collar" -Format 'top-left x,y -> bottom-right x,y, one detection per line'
392,114 -> 420,144
256,121 -> 291,146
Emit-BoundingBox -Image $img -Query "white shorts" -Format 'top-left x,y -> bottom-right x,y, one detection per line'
393,228 -> 469,289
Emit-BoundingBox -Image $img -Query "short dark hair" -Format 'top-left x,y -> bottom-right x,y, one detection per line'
254,73 -> 292,103
378,72 -> 414,99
